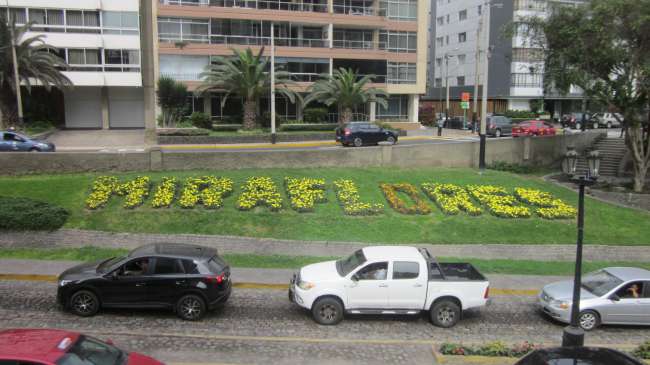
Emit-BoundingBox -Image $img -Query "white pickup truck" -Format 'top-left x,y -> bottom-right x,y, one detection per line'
289,246 -> 490,327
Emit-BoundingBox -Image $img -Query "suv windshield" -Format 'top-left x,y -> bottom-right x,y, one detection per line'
56,336 -> 126,365
581,270 -> 623,297
336,250 -> 366,276
97,257 -> 124,273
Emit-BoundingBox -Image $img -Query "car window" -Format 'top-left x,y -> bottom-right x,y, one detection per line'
182,259 -> 200,274
355,262 -> 388,280
367,125 -> 381,132
206,256 -> 227,273
56,336 -> 125,365
3,133 -> 16,141
120,257 -> 152,276
581,270 -> 623,297
392,261 -> 419,280
616,281 -> 645,299
153,257 -> 184,275
643,281 -> 650,298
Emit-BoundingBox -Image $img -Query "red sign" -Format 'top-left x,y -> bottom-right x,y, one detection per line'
461,92 -> 471,102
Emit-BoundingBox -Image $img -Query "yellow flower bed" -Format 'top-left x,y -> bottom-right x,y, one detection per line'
514,187 -> 577,219
115,176 -> 150,209
151,177 -> 177,208
236,177 -> 283,211
333,179 -> 383,216
85,176 -> 118,209
285,177 -> 327,212
467,185 -> 531,218
380,183 -> 431,215
179,176 -> 234,209
422,183 -> 482,216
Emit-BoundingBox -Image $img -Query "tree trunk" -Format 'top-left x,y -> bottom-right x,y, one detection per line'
243,100 -> 257,130
338,107 -> 352,126
0,87 -> 17,128
626,125 -> 649,193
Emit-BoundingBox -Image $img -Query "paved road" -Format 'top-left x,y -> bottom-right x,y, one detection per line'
1,280 -> 648,365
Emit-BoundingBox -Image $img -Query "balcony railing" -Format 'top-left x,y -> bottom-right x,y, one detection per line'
66,64 -> 141,72
162,71 -> 324,82
332,39 -> 386,50
333,4 -> 381,16
160,0 -> 328,12
160,33 -> 329,48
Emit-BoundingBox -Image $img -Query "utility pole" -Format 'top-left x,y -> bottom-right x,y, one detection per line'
270,22 -> 276,144
472,17 -> 482,134
6,6 -> 24,127
479,0 -> 491,171
445,54 -> 450,124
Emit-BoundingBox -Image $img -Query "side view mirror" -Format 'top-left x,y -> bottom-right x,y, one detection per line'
610,294 -> 620,302
351,274 -> 359,282
110,271 -> 119,280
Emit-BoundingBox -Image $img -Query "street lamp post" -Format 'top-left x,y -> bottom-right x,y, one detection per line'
270,22 -> 277,144
561,147 -> 601,347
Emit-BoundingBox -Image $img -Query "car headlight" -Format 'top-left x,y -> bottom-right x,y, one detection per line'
59,280 -> 74,287
297,280 -> 315,290
550,299 -> 570,310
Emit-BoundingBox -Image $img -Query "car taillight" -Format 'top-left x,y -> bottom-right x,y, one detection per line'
206,274 -> 225,284
489,124 -> 496,129
344,128 -> 351,136
484,286 -> 490,299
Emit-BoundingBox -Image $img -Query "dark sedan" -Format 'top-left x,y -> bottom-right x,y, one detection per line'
336,122 -> 398,147
0,130 -> 55,152
57,243 -> 231,321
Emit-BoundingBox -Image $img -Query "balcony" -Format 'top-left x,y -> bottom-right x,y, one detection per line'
159,0 -> 328,13
159,33 -> 328,48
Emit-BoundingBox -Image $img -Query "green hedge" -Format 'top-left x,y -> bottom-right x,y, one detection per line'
157,128 -> 211,136
212,124 -> 242,132
0,197 -> 69,231
279,123 -> 338,132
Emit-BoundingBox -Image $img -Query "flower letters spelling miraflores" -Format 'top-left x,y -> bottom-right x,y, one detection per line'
85,176 -> 577,220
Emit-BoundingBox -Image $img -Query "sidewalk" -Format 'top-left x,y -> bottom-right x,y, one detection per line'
0,258 -> 565,292
2,229 -> 649,263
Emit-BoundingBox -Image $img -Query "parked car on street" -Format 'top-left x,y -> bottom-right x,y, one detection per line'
0,131 -> 55,152
443,116 -> 468,130
335,122 -> 398,147
592,112 -> 623,128
486,115 -> 513,137
512,120 -> 557,137
561,112 -> 595,130
289,246 -> 490,327
57,243 -> 231,320
538,267 -> 650,331
515,346 -> 645,365
0,328 -> 163,365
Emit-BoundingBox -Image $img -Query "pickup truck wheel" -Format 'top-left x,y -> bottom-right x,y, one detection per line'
430,300 -> 461,328
312,297 -> 343,325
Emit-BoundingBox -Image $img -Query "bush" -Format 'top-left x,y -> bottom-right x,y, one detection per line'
284,119 -> 304,124
504,110 -> 538,119
488,161 -> 541,174
157,128 -> 211,136
221,115 -> 243,125
633,341 -> 650,359
0,196 -> 69,231
279,123 -> 338,132
187,112 -> 212,129
304,108 -> 329,124
439,342 -> 540,358
212,124 -> 242,132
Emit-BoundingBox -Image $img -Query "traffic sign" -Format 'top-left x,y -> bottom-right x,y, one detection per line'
460,101 -> 470,109
461,92 -> 471,102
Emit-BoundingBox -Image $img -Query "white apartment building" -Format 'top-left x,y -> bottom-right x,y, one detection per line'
4,0 -> 144,129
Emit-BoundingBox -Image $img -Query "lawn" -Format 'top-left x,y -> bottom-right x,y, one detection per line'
0,167 -> 648,245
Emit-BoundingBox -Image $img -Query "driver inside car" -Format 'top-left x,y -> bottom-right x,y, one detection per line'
123,258 -> 149,276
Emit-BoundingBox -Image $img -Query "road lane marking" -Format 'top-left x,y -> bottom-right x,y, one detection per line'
0,274 -> 538,296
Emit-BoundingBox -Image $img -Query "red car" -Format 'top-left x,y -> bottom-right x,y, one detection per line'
0,329 -> 164,365
512,120 -> 557,137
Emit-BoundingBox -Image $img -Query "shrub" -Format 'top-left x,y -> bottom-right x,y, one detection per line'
488,161 -> 540,174
279,123 -> 338,132
187,112 -> 212,129
439,342 -> 540,358
633,341 -> 650,359
284,119 -> 304,124
25,120 -> 54,135
304,108 -> 328,123
157,128 -> 211,136
0,196 -> 69,231
504,110 -> 537,119
212,124 -> 242,132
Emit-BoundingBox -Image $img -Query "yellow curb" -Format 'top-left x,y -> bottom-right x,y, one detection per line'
0,274 -> 57,282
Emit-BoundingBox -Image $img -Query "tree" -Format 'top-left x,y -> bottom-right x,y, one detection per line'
523,0 -> 650,192
197,48 -> 298,130
156,76 -> 188,127
305,68 -> 388,126
0,21 -> 71,128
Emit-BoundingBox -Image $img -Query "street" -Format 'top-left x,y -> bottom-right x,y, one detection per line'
1,280 -> 648,365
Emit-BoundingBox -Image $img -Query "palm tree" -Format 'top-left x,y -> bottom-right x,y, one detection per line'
304,68 -> 388,126
0,21 -> 71,128
197,48 -> 299,130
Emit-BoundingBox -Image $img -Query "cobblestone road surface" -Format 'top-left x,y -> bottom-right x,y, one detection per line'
1,280 -> 649,365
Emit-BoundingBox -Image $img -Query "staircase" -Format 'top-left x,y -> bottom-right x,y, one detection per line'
576,136 -> 627,177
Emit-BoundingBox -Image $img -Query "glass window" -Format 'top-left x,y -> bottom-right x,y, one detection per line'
182,259 -> 200,274
153,258 -> 183,275
581,270 -> 624,297
28,9 -> 46,24
66,10 -> 83,26
104,50 -> 123,64
355,262 -> 388,280
6,8 -> 27,24
336,249 -> 367,276
85,49 -> 100,65
393,261 -> 420,279
68,49 -> 85,64
56,336 -> 125,365
123,50 -> 140,65
121,258 -> 151,276
84,11 -> 99,27
47,9 -> 64,25
122,12 -> 138,28
102,11 -> 122,28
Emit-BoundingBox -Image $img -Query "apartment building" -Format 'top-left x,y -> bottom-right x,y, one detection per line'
154,0 -> 429,122
426,0 -> 585,117
3,0 -> 144,129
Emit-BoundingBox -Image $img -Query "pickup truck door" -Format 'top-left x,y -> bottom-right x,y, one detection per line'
346,261 -> 389,309
388,261 -> 427,309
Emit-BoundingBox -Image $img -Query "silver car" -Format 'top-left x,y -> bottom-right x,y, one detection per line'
538,267 -> 650,331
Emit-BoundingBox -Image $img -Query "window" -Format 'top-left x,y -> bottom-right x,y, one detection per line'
458,9 -> 467,21
457,76 -> 465,86
511,73 -> 542,87
436,36 -> 443,47
393,261 -> 420,279
512,48 -> 544,62
56,336 -> 123,365
457,54 -> 466,64
377,95 -> 409,119
121,258 -> 151,276
67,49 -> 101,65
4,8 -> 27,24
458,32 -> 466,43
182,259 -> 200,274
379,31 -> 417,53
478,4 -> 482,15
429,262 -> 444,279
104,49 -> 140,65
102,11 -> 139,34
436,16 -> 444,26
355,262 -> 388,280
446,14 -> 449,23
435,57 -> 442,67
381,0 -> 417,21
387,62 -> 416,84
445,35 -> 449,45
434,78 -> 442,87
154,258 -> 184,275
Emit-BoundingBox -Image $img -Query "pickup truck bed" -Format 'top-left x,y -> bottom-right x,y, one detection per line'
433,262 -> 486,281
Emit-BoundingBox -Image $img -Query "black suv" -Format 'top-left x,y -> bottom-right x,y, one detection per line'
336,122 -> 398,147
57,243 -> 231,320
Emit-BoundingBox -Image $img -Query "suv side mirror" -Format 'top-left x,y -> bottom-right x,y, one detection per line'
110,270 -> 119,280
351,274 -> 359,282
610,294 -> 620,302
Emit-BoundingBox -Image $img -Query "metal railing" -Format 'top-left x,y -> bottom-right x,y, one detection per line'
160,33 -> 328,48
332,39 -> 385,50
160,0 -> 328,12
66,64 -> 141,73
332,4 -> 378,16
21,22 -> 139,35
289,73 -> 322,82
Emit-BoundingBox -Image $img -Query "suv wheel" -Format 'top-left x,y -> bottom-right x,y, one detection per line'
575,122 -> 582,130
607,122 -> 612,129
495,129 -> 502,138
579,310 -> 600,331
176,294 -> 206,321
593,122 -> 599,129
69,290 -> 100,317
430,300 -> 461,328
312,297 -> 344,325
386,136 -> 396,145
353,137 -> 363,147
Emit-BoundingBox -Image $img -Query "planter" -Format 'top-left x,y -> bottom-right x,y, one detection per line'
158,132 -> 336,145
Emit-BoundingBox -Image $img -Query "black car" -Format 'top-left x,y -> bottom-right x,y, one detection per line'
515,346 -> 645,365
0,131 -> 55,152
336,122 -> 398,147
57,243 -> 231,321
561,112 -> 597,130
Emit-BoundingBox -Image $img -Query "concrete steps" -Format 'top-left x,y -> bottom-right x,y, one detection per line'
575,137 -> 627,177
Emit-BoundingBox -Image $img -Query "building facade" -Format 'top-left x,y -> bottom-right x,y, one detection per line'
154,0 -> 429,123
426,0 -> 586,117
4,0 -> 145,129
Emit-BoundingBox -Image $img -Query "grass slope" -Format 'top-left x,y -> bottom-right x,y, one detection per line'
0,167 -> 648,245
